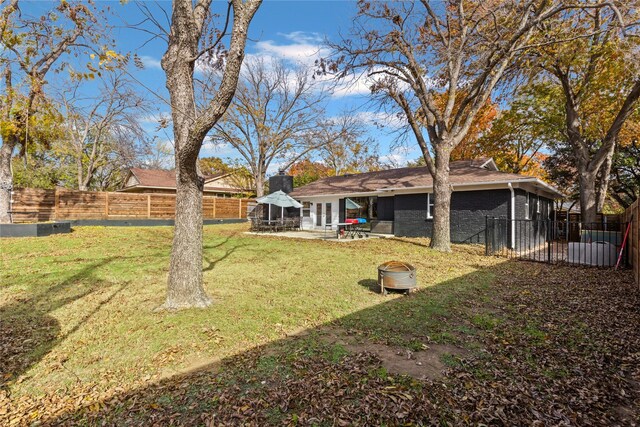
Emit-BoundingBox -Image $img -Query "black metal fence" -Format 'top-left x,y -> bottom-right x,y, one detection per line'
485,217 -> 630,268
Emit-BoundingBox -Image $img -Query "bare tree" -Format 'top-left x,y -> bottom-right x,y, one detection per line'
160,0 -> 261,310
328,0 -> 624,251
319,126 -> 380,175
58,71 -> 149,191
0,0 -> 101,223
207,58 -> 352,197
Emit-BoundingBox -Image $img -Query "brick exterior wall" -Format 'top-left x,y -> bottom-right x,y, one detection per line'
393,189 -> 554,244
393,194 -> 434,238
394,190 -> 511,242
450,190 -> 511,243
326,188 -> 555,244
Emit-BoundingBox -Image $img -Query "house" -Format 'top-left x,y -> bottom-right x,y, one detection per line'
288,158 -> 563,244
119,168 -> 251,197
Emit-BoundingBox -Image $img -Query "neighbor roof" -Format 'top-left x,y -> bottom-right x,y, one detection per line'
122,168 -> 241,192
289,159 -> 563,198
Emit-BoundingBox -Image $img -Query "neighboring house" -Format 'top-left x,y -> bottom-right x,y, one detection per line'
119,168 -> 251,197
288,158 -> 563,244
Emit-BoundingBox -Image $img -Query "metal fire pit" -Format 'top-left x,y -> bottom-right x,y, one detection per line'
377,261 -> 417,295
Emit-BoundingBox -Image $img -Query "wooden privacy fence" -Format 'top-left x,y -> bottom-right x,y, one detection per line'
623,198 -> 639,289
10,188 -> 255,223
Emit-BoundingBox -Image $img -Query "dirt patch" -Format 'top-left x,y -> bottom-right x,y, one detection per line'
318,327 -> 466,380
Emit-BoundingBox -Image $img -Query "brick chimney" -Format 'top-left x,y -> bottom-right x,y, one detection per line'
268,169 -> 293,194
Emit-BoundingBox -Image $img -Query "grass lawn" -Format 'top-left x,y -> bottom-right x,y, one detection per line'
1,223 -> 638,425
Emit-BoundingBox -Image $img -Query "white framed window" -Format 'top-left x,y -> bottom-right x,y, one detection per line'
427,193 -> 434,219
301,201 -> 311,218
524,193 -> 530,219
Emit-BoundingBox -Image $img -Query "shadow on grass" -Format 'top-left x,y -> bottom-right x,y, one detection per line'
0,257 -> 127,393
38,263 -> 501,425
202,236 -> 251,273
387,236 -> 432,249
357,278 -> 380,293
17,262 -> 640,425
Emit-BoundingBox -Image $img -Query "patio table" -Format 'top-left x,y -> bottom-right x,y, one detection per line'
335,222 -> 368,239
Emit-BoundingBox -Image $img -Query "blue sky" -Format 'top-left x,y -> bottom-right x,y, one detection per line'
20,1 -> 420,172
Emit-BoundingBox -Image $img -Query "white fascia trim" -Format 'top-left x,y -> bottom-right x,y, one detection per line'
514,178 -> 565,198
294,178 -> 564,200
292,191 -> 379,200
379,178 -> 564,198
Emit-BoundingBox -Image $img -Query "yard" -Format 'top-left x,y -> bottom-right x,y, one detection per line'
1,223 -> 638,425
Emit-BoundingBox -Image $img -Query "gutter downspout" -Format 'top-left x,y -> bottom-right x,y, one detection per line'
508,183 -> 515,249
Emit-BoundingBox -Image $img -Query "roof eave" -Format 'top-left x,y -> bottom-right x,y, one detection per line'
293,178 -> 564,199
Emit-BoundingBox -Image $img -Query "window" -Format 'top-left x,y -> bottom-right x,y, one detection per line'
524,193 -> 530,219
427,193 -> 434,219
302,201 -> 311,218
325,203 -> 332,223
344,197 -> 377,220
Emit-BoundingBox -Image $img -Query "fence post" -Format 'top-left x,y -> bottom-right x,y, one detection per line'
546,219 -> 551,264
104,192 -> 109,218
54,188 -> 60,220
238,198 -> 242,218
213,197 -> 216,218
485,216 -> 489,255
147,194 -> 151,219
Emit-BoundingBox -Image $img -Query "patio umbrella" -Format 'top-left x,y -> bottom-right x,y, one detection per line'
256,190 -> 302,219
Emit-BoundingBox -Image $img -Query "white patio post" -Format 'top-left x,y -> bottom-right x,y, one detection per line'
268,204 -> 271,220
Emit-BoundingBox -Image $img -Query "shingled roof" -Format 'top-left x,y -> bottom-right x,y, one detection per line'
289,159 -> 562,198
128,168 -> 176,188
122,168 -> 241,192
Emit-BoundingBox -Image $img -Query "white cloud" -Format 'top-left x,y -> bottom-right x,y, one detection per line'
251,40 -> 328,67
380,146 -> 418,168
245,31 -> 330,69
278,31 -> 323,43
354,111 -> 408,129
200,139 -> 240,158
140,112 -> 171,126
140,55 -> 162,70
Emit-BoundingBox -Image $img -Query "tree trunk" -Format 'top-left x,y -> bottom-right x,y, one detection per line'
430,149 -> 452,252
255,173 -> 265,198
579,169 -> 598,224
159,0 -> 260,310
0,139 -> 15,224
595,143 -> 615,212
160,1 -> 211,310
164,154 -> 211,309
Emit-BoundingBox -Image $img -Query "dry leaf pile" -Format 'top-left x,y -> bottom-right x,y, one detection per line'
2,263 -> 638,426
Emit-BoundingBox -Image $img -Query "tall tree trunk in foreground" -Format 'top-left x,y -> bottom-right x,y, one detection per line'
254,171 -> 265,198
578,168 -> 598,224
0,139 -> 16,223
160,0 -> 261,310
431,147 -> 452,251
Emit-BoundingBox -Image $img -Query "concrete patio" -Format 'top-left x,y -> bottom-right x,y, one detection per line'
245,229 -> 388,241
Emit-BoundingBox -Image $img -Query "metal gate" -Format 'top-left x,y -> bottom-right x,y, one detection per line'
485,217 -> 630,268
